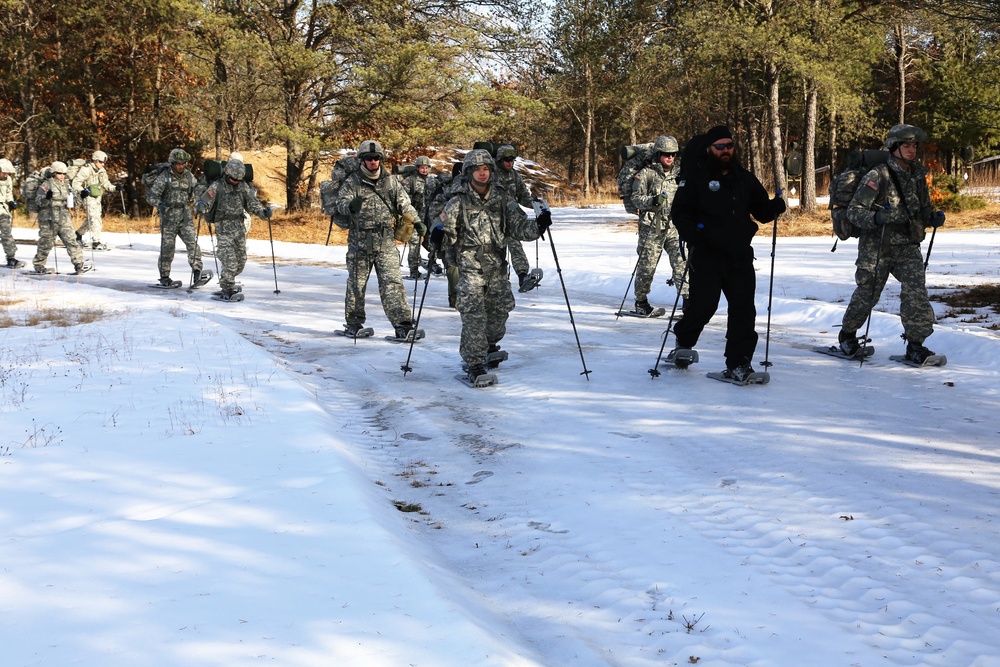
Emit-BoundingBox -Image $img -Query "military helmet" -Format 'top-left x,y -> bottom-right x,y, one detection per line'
653,135 -> 679,155
462,148 -> 495,176
50,161 -> 68,174
496,144 -> 518,160
414,156 -> 431,167
228,151 -> 244,162
884,124 -> 927,151
92,150 -> 108,163
0,158 -> 15,174
357,140 -> 385,161
223,159 -> 246,181
168,148 -> 192,164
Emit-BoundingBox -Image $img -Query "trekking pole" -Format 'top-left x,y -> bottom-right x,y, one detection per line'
190,212 -> 203,290
265,205 -> 280,294
859,222 -> 888,367
118,188 -> 133,248
923,224 -> 938,270
648,259 -> 688,378
401,246 -> 437,376
761,191 -> 782,369
536,203 -> 591,380
207,219 -> 220,276
325,216 -> 335,246
615,256 -> 641,320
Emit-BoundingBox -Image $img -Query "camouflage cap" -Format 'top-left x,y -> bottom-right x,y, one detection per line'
224,159 -> 246,180
50,161 -> 68,174
168,148 -> 192,164
496,145 -> 517,160
653,135 -> 679,154
414,156 -> 431,167
462,148 -> 495,175
357,140 -> 385,161
885,124 -> 927,151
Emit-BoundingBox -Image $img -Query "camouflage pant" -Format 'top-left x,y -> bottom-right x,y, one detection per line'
216,218 -> 247,290
0,213 -> 16,259
33,209 -> 84,269
442,245 -> 458,308
456,248 -> 515,366
345,228 -> 410,328
407,230 -> 425,274
158,210 -> 203,279
634,217 -> 688,302
75,197 -> 104,243
508,239 -> 529,277
842,236 -> 934,343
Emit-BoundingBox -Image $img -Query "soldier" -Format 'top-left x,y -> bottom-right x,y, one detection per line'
424,161 -> 463,308
836,124 -> 944,363
630,135 -> 687,314
335,139 -> 420,338
147,148 -> 206,287
198,159 -> 271,301
0,158 -> 24,268
438,149 -> 550,383
493,144 -> 537,291
32,161 -> 88,274
403,156 -> 438,279
72,150 -> 117,250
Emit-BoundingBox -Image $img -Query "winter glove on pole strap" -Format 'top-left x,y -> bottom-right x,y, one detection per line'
932,211 -> 945,228
45,189 -> 53,200
770,196 -> 787,217
429,226 -> 444,249
8,200 -> 17,209
81,188 -> 91,198
349,196 -> 364,214
413,221 -> 427,237
874,207 -> 893,226
655,192 -> 668,208
536,210 -> 552,239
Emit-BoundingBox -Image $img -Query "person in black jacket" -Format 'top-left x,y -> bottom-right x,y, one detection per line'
668,126 -> 786,382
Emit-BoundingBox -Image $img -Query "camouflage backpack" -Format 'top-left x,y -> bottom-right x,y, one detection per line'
20,167 -> 52,213
320,155 -> 358,229
141,163 -> 171,203
616,143 -> 654,215
829,149 -> 889,241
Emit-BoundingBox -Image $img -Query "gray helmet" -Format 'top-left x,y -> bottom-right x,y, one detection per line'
91,150 -> 108,163
50,161 -> 68,174
653,135 -> 679,155
884,124 -> 927,152
0,158 -> 15,174
168,148 -> 192,164
414,156 -> 431,167
228,151 -> 244,162
462,148 -> 495,176
496,144 -> 517,160
357,139 -> 385,161
224,159 -> 246,181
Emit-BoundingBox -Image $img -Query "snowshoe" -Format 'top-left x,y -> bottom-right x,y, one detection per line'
458,365 -> 498,388
212,289 -> 245,303
617,306 -> 666,318
72,260 -> 94,275
813,345 -> 875,361
485,345 -> 508,369
189,270 -> 213,289
151,277 -> 183,289
335,324 -> 374,339
386,327 -> 425,343
4,258 -> 25,269
213,284 -> 242,297
707,364 -> 770,386
518,268 -> 543,293
29,265 -> 55,275
404,270 -> 423,281
91,242 -> 111,251
665,347 -> 699,369
889,348 -> 947,367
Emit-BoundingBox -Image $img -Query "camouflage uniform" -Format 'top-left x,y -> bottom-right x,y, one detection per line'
425,169 -> 461,307
841,151 -> 935,345
631,158 -> 687,304
441,150 -> 542,369
0,160 -> 18,263
494,145 -> 532,281
33,166 -> 85,271
199,161 -> 269,292
71,152 -> 116,248
402,163 -> 429,277
336,142 -> 418,332
147,161 -> 204,281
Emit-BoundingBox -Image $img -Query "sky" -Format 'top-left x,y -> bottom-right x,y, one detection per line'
1,206 -> 999,667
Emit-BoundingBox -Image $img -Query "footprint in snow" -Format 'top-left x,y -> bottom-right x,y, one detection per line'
527,521 -> 569,534
401,433 -> 432,441
466,470 -> 494,484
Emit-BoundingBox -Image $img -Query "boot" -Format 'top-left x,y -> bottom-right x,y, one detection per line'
838,329 -> 860,356
158,277 -> 174,287
634,299 -> 653,316
905,340 -> 934,364
722,361 -> 755,383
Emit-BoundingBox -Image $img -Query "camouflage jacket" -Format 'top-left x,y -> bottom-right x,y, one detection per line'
0,175 -> 13,216
632,161 -> 681,230
71,162 -> 116,196
147,167 -> 197,210
35,177 -> 74,219
201,178 -> 267,225
402,172 -> 427,215
335,168 -> 416,232
441,180 -> 539,265
847,157 -> 933,245
495,167 -> 532,208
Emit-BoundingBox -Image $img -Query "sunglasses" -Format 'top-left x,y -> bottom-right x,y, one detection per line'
660,152 -> 677,158
711,142 -> 735,151
501,157 -> 515,162
363,155 -> 382,162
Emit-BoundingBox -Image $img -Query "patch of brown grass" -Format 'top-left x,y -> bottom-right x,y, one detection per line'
931,284 -> 1000,310
1,306 -> 108,329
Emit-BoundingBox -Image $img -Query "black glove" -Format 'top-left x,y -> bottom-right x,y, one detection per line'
931,211 -> 945,228
536,210 -> 552,238
81,188 -> 91,198
771,196 -> 787,217
264,207 -> 273,219
874,207 -> 893,226
45,189 -> 53,200
349,196 -> 363,214
8,200 -> 17,210
429,226 -> 444,249
413,221 -> 427,237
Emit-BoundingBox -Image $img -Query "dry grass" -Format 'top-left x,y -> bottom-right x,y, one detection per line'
0,304 -> 108,329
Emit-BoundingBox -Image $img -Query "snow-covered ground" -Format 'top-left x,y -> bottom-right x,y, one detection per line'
2,207 -> 999,667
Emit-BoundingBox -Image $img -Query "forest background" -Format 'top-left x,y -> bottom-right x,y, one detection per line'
2,0 -> 1000,216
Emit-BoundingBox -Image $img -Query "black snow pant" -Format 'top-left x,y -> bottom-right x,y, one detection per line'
673,245 -> 758,369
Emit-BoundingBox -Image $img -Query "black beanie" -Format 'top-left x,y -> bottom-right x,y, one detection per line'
705,125 -> 733,144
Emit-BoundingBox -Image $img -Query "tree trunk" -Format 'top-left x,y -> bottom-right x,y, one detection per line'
894,22 -> 907,124
766,62 -> 787,197
583,62 -> 593,197
802,82 -> 818,212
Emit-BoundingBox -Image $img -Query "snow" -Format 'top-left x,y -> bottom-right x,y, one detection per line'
2,207 -> 999,667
